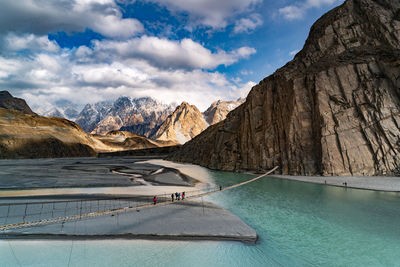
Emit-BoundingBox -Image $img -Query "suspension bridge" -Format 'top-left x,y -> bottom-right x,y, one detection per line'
0,167 -> 278,233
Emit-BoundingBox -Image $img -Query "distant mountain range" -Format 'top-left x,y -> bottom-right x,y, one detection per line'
0,91 -> 245,158
35,96 -> 245,144
36,99 -> 80,121
0,91 -> 177,159
76,97 -> 174,137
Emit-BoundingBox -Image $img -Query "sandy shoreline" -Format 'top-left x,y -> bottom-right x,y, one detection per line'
1,200 -> 257,243
0,157 -> 214,198
0,158 -> 257,243
267,174 -> 400,192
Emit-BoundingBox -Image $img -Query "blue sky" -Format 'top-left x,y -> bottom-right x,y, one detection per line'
0,0 -> 343,112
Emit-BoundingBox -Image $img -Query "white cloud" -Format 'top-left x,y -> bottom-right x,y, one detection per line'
233,47 -> 257,58
279,0 -> 342,20
3,33 -> 60,52
289,49 -> 300,56
0,0 -> 144,38
236,81 -> 257,99
91,36 -> 256,69
279,6 -> 305,20
240,70 -> 254,75
1,36 -> 256,111
145,0 -> 262,29
0,1 -> 261,112
233,14 -> 263,33
75,46 -> 93,58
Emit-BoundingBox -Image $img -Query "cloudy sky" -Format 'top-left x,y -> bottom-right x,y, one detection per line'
0,0 -> 343,112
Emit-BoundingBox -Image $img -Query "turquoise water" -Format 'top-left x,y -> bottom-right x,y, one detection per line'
1,170 -> 400,267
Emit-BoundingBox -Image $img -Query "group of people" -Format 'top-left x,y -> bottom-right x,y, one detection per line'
171,192 -> 185,202
152,191 -> 186,205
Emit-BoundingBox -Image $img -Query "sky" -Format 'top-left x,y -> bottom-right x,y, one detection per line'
0,0 -> 344,112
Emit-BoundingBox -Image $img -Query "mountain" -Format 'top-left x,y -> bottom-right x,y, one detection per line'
75,97 -> 174,136
0,92 -> 176,159
0,91 -> 35,115
0,107 -> 98,159
169,0 -> 400,176
45,109 -> 64,118
75,101 -> 113,133
34,99 -> 81,121
203,98 -> 245,125
93,131 -> 177,151
152,102 -> 209,144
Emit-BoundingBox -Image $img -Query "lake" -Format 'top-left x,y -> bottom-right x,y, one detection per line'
1,164 -> 400,266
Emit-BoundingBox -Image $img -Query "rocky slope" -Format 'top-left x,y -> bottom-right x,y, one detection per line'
170,0 -> 400,176
92,131 -> 177,151
0,91 -> 35,115
76,97 -> 174,136
0,107 -> 99,159
0,107 -> 176,159
203,98 -> 245,125
152,102 -> 209,144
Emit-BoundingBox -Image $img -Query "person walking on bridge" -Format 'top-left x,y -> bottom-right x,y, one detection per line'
171,193 -> 174,202
153,196 -> 158,205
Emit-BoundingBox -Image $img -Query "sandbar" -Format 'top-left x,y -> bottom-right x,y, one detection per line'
268,174 -> 400,192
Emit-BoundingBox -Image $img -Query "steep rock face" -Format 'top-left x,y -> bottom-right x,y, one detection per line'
170,0 -> 400,176
153,102 -> 209,144
203,98 -> 245,125
0,91 -> 35,115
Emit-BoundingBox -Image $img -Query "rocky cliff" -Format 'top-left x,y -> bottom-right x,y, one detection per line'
169,0 -> 400,176
153,102 -> 209,144
0,91 -> 35,115
203,98 -> 245,125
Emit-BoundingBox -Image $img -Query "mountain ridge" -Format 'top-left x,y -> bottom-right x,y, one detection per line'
0,91 -> 36,115
203,98 -> 245,125
75,97 -> 175,136
69,96 -> 245,144
152,102 -> 209,144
